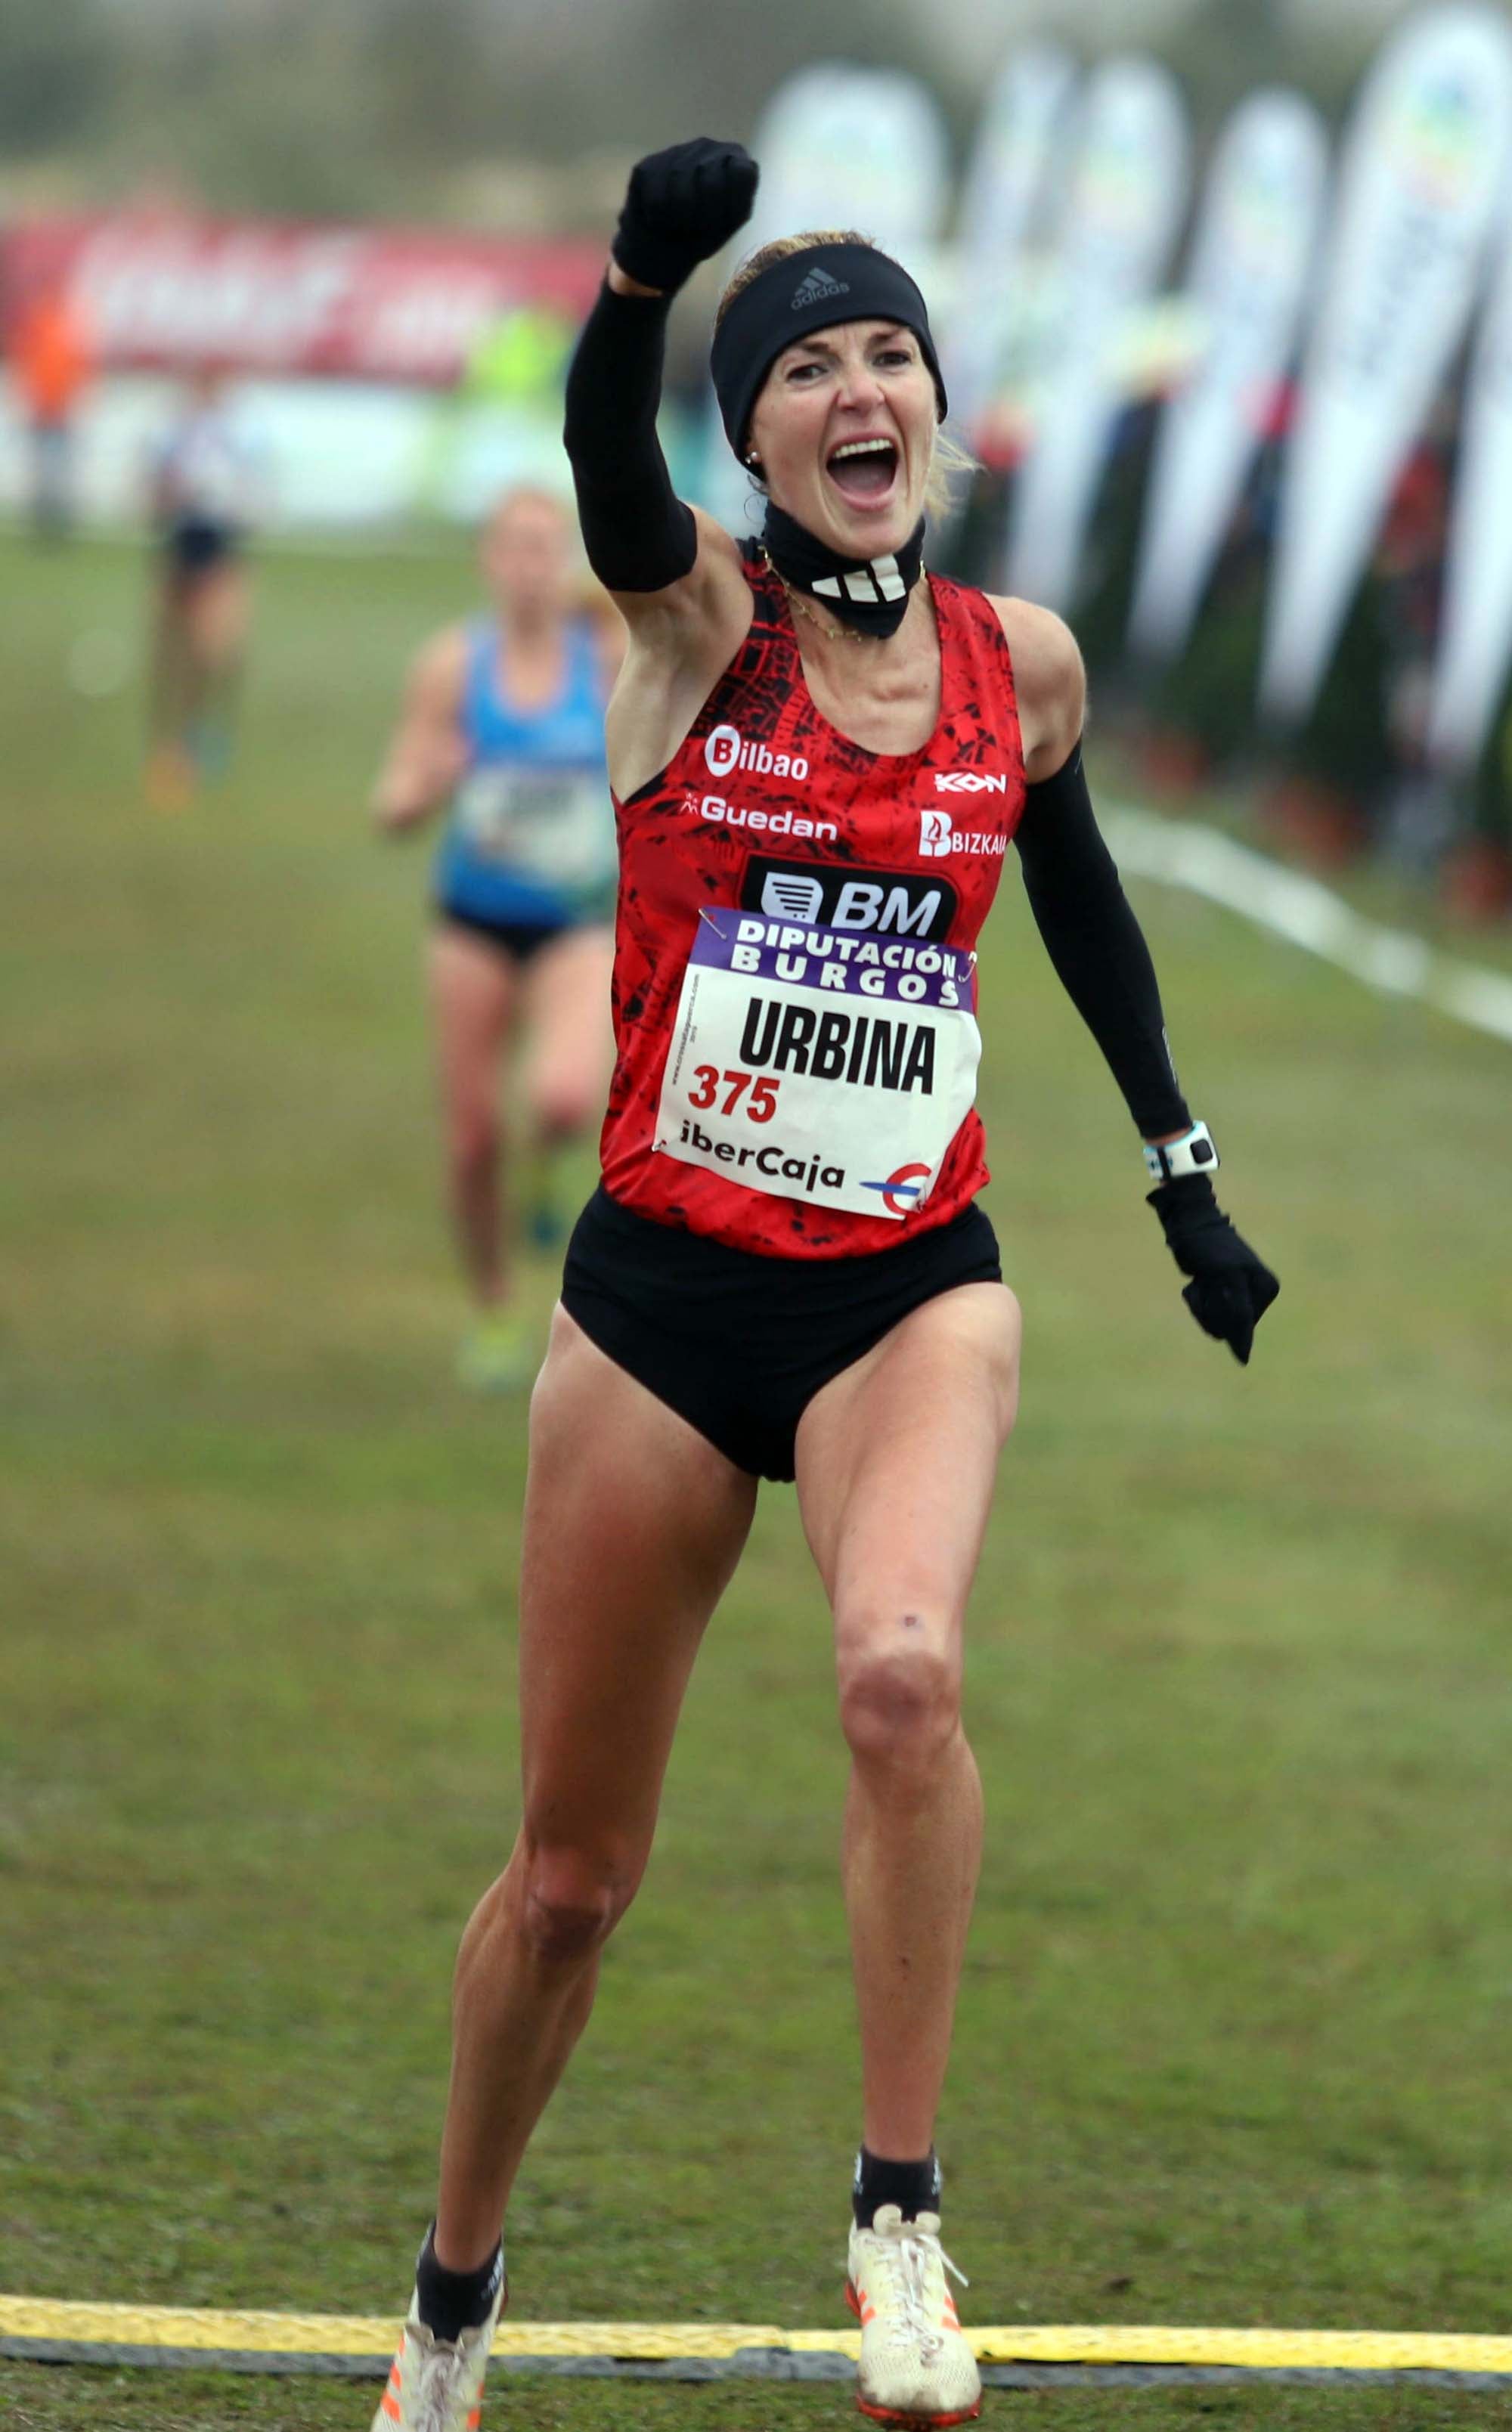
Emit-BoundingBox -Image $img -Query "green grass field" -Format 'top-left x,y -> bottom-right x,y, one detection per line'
3,529 -> 1512,2432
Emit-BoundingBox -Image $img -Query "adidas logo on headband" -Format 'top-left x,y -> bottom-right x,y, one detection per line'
810,553 -> 907,605
791,265 -> 850,310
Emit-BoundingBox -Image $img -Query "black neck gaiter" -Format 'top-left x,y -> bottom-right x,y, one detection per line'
762,503 -> 926,640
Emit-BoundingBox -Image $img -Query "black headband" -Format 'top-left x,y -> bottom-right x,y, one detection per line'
711,241 -> 947,463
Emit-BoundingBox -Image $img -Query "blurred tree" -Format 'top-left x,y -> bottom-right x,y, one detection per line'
0,0 -> 1390,221
612,0 -> 971,151
0,0 -> 116,154
0,0 -> 969,212
113,2 -> 385,218
365,0 -> 512,166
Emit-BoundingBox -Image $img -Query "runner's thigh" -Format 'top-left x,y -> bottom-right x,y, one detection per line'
519,1305 -> 758,1861
520,925 -> 615,1126
429,925 -> 518,1123
794,1281 -> 1021,1634
187,560 -> 249,661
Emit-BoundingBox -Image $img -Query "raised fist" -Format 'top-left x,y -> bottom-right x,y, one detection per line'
612,138 -> 759,295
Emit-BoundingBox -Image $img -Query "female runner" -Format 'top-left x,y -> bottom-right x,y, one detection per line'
372,486 -> 619,1388
145,367 -> 262,810
373,141 -> 1278,2431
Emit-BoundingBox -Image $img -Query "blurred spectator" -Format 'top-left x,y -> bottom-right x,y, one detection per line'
144,367 -> 267,811
1444,666 -> 1512,921
11,277 -> 94,541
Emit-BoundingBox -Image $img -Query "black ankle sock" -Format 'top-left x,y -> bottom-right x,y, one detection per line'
853,2146 -> 943,2229
414,2222 -> 504,2342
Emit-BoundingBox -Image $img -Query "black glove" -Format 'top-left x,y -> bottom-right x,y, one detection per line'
612,138 -> 759,295
1148,1175 -> 1279,1365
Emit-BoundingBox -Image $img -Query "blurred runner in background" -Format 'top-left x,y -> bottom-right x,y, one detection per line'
372,487 -> 620,1389
11,275 -> 94,543
145,367 -> 264,810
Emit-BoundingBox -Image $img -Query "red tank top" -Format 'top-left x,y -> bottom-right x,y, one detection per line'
600,544 -> 1024,1258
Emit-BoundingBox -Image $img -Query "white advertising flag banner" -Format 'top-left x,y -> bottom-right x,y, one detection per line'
702,65 -> 951,530
1005,55 -> 1191,614
941,44 -> 1079,448
1128,90 -> 1328,663
1427,215 -> 1512,768
1259,4 -> 1512,724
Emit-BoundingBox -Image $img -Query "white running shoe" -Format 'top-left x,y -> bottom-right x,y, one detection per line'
371,2275 -> 505,2432
845,2204 -> 981,2428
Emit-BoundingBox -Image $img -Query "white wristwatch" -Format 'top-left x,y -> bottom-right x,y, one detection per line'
1143,1120 -> 1219,1185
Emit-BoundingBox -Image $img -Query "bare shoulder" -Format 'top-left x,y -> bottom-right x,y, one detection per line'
985,596 -> 1086,781
406,621 -> 470,708
987,596 -> 1083,697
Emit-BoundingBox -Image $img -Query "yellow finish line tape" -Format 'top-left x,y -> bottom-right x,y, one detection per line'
3,2297 -> 1512,2377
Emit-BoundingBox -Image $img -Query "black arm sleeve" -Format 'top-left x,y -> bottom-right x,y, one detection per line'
1014,742 -> 1191,1139
562,280 -> 698,593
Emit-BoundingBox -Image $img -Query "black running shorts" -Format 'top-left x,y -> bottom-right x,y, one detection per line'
436,906 -> 575,965
562,1186 -> 1003,1482
166,517 -> 238,576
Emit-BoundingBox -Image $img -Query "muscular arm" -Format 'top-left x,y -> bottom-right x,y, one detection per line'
370,627 -> 469,834
996,599 -> 1191,1143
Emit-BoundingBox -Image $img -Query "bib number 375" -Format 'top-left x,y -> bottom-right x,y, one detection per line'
686,1067 -> 779,1122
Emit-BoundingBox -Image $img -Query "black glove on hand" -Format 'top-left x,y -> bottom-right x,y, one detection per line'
612,138 -> 759,294
1148,1175 -> 1279,1365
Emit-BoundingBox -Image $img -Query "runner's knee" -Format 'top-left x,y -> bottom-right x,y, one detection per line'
519,1842 -> 636,1966
837,1625 -> 960,1774
448,1103 -> 500,1172
530,1073 -> 596,1139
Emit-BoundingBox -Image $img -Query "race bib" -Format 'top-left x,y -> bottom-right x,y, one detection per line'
654,909 -> 981,1221
454,767 -> 615,896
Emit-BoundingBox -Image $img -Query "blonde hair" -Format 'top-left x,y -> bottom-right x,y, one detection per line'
715,232 -> 977,522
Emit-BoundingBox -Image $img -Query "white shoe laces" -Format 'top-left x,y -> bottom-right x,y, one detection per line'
411,2330 -> 476,2432
861,2216 -> 969,2355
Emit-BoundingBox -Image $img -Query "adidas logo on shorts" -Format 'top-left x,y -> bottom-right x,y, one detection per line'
792,265 -> 850,310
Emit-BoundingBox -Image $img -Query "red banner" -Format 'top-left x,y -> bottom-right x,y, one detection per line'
0,212 -> 603,387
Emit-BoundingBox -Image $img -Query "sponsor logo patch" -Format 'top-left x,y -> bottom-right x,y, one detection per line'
689,794 -> 837,843
934,770 -> 1009,794
811,553 -> 906,606
675,1120 -> 847,1200
704,723 -> 810,783
742,857 -> 957,940
792,265 -> 850,310
919,808 -> 1009,860
863,1162 -> 933,1216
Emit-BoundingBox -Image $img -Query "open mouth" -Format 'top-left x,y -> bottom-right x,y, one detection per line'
826,438 -> 899,503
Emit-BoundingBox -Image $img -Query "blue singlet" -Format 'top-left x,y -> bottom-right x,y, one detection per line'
433,617 -> 616,934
